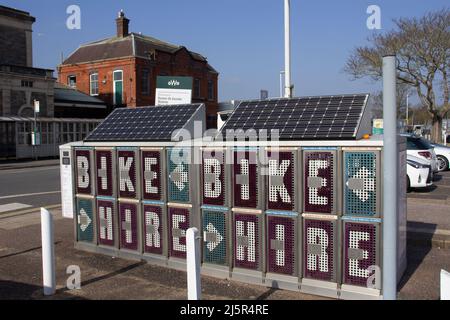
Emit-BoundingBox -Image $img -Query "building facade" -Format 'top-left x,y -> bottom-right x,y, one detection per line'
0,5 -> 102,159
58,11 -> 219,128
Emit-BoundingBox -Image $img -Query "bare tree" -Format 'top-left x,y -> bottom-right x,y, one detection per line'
368,83 -> 411,120
345,9 -> 449,142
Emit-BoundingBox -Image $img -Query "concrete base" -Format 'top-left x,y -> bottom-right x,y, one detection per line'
142,253 -> 168,267
340,284 -> 382,300
301,278 -> 339,299
117,249 -> 144,262
264,273 -> 300,291
201,264 -> 231,279
167,257 -> 187,271
231,267 -> 264,286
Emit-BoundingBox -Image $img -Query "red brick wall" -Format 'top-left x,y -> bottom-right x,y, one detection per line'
58,49 -> 219,128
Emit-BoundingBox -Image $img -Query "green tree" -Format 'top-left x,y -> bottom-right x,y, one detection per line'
345,10 -> 449,142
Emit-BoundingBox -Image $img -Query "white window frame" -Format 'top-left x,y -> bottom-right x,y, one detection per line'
90,73 -> 99,96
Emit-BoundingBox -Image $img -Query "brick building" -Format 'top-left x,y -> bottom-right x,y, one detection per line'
58,11 -> 219,128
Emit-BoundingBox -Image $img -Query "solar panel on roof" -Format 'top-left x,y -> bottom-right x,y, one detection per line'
85,104 -> 203,142
218,94 -> 370,140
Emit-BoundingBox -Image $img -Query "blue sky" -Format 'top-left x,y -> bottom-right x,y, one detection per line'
3,0 -> 448,101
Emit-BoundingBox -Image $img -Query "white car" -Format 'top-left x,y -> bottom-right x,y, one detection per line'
402,134 -> 439,173
428,142 -> 450,172
407,155 -> 433,191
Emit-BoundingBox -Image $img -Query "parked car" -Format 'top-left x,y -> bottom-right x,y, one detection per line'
401,134 -> 439,173
407,155 -> 433,192
427,142 -> 450,172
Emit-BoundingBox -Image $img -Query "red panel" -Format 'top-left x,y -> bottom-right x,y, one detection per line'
95,150 -> 113,197
202,150 -> 225,206
118,150 -> 137,199
75,149 -> 91,194
142,150 -> 162,201
233,150 -> 258,208
267,151 -> 295,211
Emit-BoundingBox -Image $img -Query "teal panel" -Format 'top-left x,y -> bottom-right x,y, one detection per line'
76,198 -> 94,243
167,148 -> 190,203
203,210 -> 227,265
344,152 -> 377,216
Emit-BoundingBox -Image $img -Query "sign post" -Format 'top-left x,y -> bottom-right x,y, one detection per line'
32,100 -> 40,160
155,76 -> 193,106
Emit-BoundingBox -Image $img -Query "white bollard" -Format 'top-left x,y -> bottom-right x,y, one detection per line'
41,207 -> 56,296
441,269 -> 450,300
186,227 -> 201,300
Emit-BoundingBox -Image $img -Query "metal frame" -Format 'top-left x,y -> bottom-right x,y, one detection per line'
67,138 -> 394,300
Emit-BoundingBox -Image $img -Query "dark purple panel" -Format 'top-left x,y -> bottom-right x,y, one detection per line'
267,216 -> 295,275
169,207 -> 190,259
143,205 -> 163,255
344,222 -> 378,286
119,202 -> 138,251
75,149 -> 91,194
97,199 -> 115,246
95,150 -> 113,197
233,213 -> 259,270
202,150 -> 225,206
118,150 -> 137,199
303,219 -> 335,281
233,151 -> 258,208
267,151 -> 294,211
142,151 -> 162,201
304,152 -> 334,214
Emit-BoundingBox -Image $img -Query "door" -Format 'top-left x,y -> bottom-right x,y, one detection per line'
113,70 -> 123,105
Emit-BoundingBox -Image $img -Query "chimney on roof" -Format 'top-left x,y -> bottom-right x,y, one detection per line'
116,10 -> 129,38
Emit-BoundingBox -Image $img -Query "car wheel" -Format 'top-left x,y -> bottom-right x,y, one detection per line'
437,155 -> 449,172
407,176 -> 411,193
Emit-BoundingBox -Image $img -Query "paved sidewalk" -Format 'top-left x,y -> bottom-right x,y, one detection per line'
0,159 -> 59,171
0,209 -> 449,300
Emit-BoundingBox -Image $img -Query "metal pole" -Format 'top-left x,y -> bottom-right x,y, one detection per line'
279,71 -> 285,98
382,55 -> 398,300
186,227 -> 201,300
406,93 -> 409,126
41,207 -> 56,296
284,0 -> 292,98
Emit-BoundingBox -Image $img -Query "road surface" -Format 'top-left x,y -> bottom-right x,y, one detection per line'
0,165 -> 61,214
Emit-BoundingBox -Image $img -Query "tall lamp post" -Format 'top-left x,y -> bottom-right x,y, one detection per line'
284,0 -> 293,98
279,71 -> 285,98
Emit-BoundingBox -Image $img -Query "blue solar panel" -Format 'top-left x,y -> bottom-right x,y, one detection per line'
85,104 -> 203,142
219,94 -> 369,140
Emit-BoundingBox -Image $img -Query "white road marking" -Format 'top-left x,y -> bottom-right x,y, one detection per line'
0,203 -> 32,213
0,191 -> 60,200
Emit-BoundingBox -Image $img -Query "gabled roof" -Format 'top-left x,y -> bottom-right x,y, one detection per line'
61,32 -> 208,65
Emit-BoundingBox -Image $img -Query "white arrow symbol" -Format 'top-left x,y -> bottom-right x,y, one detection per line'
205,223 -> 223,252
349,167 -> 375,202
78,208 -> 92,232
171,164 -> 189,191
